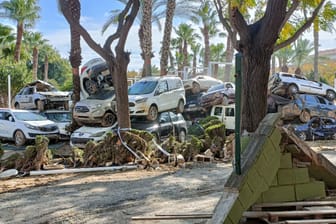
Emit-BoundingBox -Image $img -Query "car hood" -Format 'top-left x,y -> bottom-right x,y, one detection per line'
128,94 -> 151,102
131,121 -> 159,132
74,125 -> 114,135
76,97 -> 114,107
38,91 -> 70,97
25,120 -> 56,126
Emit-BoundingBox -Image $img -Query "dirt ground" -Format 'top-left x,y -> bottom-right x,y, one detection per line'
0,162 -> 232,224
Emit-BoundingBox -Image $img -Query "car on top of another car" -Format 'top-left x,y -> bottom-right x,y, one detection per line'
199,82 -> 235,108
183,75 -> 223,94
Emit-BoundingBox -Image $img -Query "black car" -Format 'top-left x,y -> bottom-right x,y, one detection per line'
183,92 -> 207,120
199,82 -> 235,108
281,94 -> 336,123
131,111 -> 187,143
292,117 -> 336,141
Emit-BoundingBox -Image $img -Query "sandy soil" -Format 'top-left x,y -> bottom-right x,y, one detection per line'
0,162 -> 232,224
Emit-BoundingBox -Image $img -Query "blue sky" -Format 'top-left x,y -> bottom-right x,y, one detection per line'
1,0 -> 336,72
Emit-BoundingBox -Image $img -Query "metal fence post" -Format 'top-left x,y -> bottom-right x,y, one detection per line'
235,53 -> 242,175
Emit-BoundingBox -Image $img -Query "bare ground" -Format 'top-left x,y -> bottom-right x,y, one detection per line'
0,162 -> 232,224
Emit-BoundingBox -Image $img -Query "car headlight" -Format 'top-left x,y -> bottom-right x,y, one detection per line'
91,131 -> 106,137
25,124 -> 39,130
135,98 -> 148,103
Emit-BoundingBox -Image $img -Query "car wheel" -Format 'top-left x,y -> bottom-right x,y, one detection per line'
101,112 -> 117,127
146,105 -> 158,121
176,100 -> 184,113
37,100 -> 45,112
191,82 -> 201,94
326,90 -> 336,101
178,130 -> 186,143
84,79 -> 98,95
14,103 -> 20,109
297,132 -> 307,141
288,84 -> 298,96
299,110 -> 311,123
14,130 -> 26,146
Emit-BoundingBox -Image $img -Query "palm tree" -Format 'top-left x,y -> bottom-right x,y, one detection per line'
274,46 -> 295,72
292,38 -> 314,75
191,0 -> 220,74
210,43 -> 225,78
24,31 -> 46,80
312,2 -> 336,81
190,42 -> 201,76
0,24 -> 15,59
0,0 -> 40,62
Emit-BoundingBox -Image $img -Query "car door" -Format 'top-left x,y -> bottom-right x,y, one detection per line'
19,87 -> 35,109
0,111 -> 15,138
315,96 -> 331,117
155,80 -> 170,111
158,112 -> 173,140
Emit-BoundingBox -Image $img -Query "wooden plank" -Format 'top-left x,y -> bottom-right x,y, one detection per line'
131,214 -> 212,220
210,189 -> 239,224
252,201 -> 336,210
283,219 -> 336,224
243,209 -> 336,219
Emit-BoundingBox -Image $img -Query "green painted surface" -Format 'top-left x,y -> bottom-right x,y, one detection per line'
277,168 -> 295,185
228,199 -> 245,224
295,181 -> 326,201
294,168 -> 310,184
262,185 -> 296,203
280,153 -> 293,168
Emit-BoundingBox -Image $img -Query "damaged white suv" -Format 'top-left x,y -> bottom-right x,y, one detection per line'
14,80 -> 70,111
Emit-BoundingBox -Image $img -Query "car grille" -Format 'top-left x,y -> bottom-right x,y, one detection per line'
75,105 -> 90,113
39,125 -> 58,132
129,102 -> 135,107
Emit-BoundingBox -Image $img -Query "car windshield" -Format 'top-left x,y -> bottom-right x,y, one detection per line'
208,84 -> 224,92
128,80 -> 158,95
87,89 -> 115,100
45,112 -> 71,122
13,111 -> 47,121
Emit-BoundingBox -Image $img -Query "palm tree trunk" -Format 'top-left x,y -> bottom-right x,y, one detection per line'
203,25 -> 210,75
313,22 -> 319,81
14,23 -> 24,62
192,54 -> 197,76
182,40 -> 188,70
224,35 -> 234,82
141,0 -> 152,77
32,47 -> 38,80
44,55 -> 48,81
160,0 -> 176,76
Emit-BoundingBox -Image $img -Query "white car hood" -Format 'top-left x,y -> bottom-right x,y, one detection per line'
128,94 -> 151,102
25,120 -> 55,126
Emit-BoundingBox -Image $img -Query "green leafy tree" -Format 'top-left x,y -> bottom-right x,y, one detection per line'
0,23 -> 15,59
292,38 -> 314,75
0,0 -> 40,62
210,43 -> 226,78
214,0 -> 328,132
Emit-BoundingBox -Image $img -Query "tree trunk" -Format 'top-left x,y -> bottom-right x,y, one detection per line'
141,0 -> 152,77
32,47 -> 38,80
192,54 -> 197,76
160,0 -> 175,76
214,64 -> 219,78
203,25 -> 210,75
224,35 -> 234,82
182,40 -> 188,70
313,21 -> 319,81
271,54 -> 276,75
44,55 -> 49,81
14,23 -> 24,62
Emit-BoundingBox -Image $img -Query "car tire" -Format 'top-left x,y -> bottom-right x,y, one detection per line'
37,100 -> 44,112
332,133 -> 336,140
288,84 -> 298,96
101,112 -> 117,127
299,110 -> 311,123
14,130 -> 26,146
297,132 -> 307,141
191,82 -> 201,94
14,103 -> 20,109
176,100 -> 184,113
178,130 -> 186,143
146,105 -> 158,121
84,79 -> 98,95
326,90 -> 336,101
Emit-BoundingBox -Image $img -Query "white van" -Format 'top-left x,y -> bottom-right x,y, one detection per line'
210,104 -> 235,134
128,76 -> 186,121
